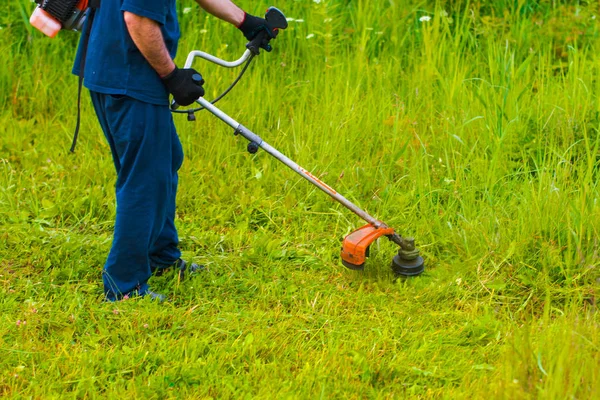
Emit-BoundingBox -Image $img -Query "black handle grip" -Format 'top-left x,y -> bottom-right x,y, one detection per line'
265,7 -> 288,30
171,73 -> 203,110
247,7 -> 288,55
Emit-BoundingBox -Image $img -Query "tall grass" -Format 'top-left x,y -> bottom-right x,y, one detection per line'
1,0 -> 599,398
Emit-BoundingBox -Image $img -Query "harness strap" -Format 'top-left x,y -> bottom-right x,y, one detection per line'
70,4 -> 98,153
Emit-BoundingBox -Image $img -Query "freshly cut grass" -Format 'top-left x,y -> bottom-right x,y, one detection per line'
1,0 -> 599,398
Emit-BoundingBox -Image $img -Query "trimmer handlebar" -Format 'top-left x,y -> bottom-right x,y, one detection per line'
182,7 -> 288,69
171,6 -> 287,111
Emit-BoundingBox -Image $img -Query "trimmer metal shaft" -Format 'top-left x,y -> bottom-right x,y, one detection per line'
196,97 -> 382,227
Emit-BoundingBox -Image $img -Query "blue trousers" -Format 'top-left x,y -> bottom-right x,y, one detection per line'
90,91 -> 183,300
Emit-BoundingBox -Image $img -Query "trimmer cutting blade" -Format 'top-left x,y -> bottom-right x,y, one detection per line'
341,224 -> 424,277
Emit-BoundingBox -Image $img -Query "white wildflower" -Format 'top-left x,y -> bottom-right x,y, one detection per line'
183,7 -> 192,14
306,33 -> 315,39
419,15 -> 431,22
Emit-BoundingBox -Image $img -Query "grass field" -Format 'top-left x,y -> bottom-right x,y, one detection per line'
1,0 -> 600,398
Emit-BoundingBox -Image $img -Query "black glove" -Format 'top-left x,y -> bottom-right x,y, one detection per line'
162,67 -> 205,106
238,13 -> 274,41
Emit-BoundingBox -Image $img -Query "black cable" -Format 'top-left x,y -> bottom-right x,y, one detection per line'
171,53 -> 255,115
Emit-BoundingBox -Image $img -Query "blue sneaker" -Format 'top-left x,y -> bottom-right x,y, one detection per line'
152,258 -> 206,280
143,290 -> 167,302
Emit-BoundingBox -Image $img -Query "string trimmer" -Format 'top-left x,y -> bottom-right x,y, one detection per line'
172,7 -> 425,277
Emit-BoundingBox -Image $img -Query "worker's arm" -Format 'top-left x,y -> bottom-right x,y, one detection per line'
123,12 -> 175,78
194,0 -> 245,26
194,0 -> 269,40
123,11 -> 204,106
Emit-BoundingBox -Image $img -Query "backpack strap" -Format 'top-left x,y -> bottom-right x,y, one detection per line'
70,2 -> 99,153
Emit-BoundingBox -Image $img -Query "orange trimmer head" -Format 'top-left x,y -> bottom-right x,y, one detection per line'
341,223 -> 425,277
341,224 -> 395,270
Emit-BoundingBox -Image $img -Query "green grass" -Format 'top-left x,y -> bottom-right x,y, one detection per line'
1,0 -> 599,398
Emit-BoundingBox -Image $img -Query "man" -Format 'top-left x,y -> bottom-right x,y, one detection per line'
73,0 -> 270,301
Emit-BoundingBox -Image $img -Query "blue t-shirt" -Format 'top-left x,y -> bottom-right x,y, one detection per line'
73,0 -> 180,105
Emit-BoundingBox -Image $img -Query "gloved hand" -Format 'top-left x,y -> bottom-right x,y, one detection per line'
238,13 -> 274,41
162,67 -> 205,106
